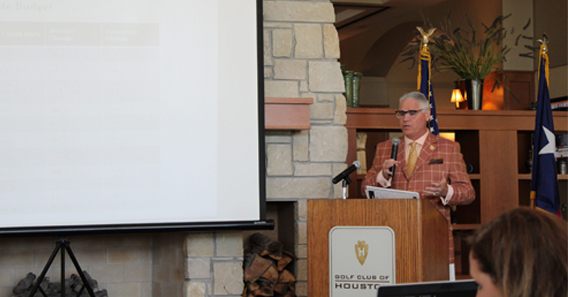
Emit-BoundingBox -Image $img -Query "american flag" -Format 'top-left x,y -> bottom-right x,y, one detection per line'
418,47 -> 439,136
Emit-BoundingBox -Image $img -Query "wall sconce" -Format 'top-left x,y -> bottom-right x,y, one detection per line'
450,89 -> 465,109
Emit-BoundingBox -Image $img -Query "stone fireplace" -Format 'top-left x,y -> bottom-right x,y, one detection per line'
0,1 -> 346,297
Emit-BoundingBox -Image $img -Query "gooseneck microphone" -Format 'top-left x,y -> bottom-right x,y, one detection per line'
389,138 -> 400,177
332,161 -> 361,184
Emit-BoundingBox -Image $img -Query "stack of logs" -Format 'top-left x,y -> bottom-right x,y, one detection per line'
12,272 -> 108,297
242,233 -> 296,297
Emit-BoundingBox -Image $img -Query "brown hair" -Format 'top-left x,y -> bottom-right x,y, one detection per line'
469,207 -> 567,297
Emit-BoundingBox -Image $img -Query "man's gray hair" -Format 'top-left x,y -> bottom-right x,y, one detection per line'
399,91 -> 430,110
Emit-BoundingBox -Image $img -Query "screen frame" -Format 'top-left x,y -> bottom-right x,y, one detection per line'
0,0 -> 271,237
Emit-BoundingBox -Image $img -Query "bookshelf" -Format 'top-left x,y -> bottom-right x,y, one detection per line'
345,107 -> 568,276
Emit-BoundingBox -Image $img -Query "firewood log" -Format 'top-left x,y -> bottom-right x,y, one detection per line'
249,282 -> 262,291
250,244 -> 270,257
277,269 -> 296,284
273,283 -> 288,295
276,253 -> 293,271
249,233 -> 282,254
243,253 -> 256,271
260,264 -> 279,284
13,272 -> 35,294
254,280 -> 274,297
244,254 -> 273,282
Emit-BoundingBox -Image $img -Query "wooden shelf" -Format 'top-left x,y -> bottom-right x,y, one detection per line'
518,173 -> 568,180
346,108 -> 568,220
455,274 -> 473,280
346,108 -> 568,279
346,108 -> 568,131
452,224 -> 481,231
468,174 -> 481,180
265,97 -> 313,130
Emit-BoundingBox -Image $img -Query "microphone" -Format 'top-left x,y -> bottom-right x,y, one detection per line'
389,138 -> 400,176
332,161 -> 361,184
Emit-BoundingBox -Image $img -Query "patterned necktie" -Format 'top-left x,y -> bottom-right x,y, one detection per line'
407,142 -> 417,176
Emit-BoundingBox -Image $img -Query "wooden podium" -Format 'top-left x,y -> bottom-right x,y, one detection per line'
308,199 -> 449,296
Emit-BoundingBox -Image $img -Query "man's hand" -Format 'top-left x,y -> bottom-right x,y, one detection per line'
425,175 -> 448,197
381,159 -> 400,179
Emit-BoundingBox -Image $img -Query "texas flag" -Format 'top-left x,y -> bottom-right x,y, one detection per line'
530,44 -> 560,215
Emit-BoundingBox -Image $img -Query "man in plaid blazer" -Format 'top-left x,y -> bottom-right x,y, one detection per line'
361,92 -> 475,270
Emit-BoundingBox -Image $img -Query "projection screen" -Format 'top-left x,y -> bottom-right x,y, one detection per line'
0,0 -> 267,234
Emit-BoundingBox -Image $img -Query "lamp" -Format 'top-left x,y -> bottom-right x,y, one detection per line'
451,89 -> 465,109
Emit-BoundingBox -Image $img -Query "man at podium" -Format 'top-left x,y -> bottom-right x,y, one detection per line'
361,91 -> 475,276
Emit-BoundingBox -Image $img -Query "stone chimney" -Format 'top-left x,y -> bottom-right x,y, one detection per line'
183,1 -> 347,296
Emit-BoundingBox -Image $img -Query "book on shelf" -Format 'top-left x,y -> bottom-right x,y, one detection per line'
557,147 -> 568,158
551,96 -> 568,110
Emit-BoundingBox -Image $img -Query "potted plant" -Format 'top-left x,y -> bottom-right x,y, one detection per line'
402,11 -> 530,109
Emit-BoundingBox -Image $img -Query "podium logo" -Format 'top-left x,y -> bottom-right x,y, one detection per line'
355,240 -> 368,265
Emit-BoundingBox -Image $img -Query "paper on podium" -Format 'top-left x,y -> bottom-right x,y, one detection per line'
365,186 -> 419,199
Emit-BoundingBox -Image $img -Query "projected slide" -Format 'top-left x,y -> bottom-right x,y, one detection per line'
0,0 -> 262,230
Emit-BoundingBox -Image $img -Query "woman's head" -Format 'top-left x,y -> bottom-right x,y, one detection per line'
469,207 -> 567,297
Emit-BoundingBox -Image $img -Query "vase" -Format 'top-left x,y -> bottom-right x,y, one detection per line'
465,79 -> 483,110
352,72 -> 363,107
342,70 -> 354,107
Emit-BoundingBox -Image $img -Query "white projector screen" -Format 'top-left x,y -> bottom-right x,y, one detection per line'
0,0 -> 266,233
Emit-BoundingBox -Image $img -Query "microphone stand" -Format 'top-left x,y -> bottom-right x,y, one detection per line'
341,176 -> 352,199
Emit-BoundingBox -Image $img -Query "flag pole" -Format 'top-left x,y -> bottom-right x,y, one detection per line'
416,27 -> 439,136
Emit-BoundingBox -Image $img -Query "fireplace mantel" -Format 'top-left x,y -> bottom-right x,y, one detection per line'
265,97 -> 313,130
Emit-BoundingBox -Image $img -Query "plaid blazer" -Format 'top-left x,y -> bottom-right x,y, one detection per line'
361,133 -> 475,263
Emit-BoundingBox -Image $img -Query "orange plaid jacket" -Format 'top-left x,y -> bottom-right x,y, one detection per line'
361,133 -> 475,263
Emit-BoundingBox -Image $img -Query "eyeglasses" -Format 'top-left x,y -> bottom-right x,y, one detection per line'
394,109 -> 426,119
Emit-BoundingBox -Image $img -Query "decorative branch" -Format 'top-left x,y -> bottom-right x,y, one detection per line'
401,10 -> 532,80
